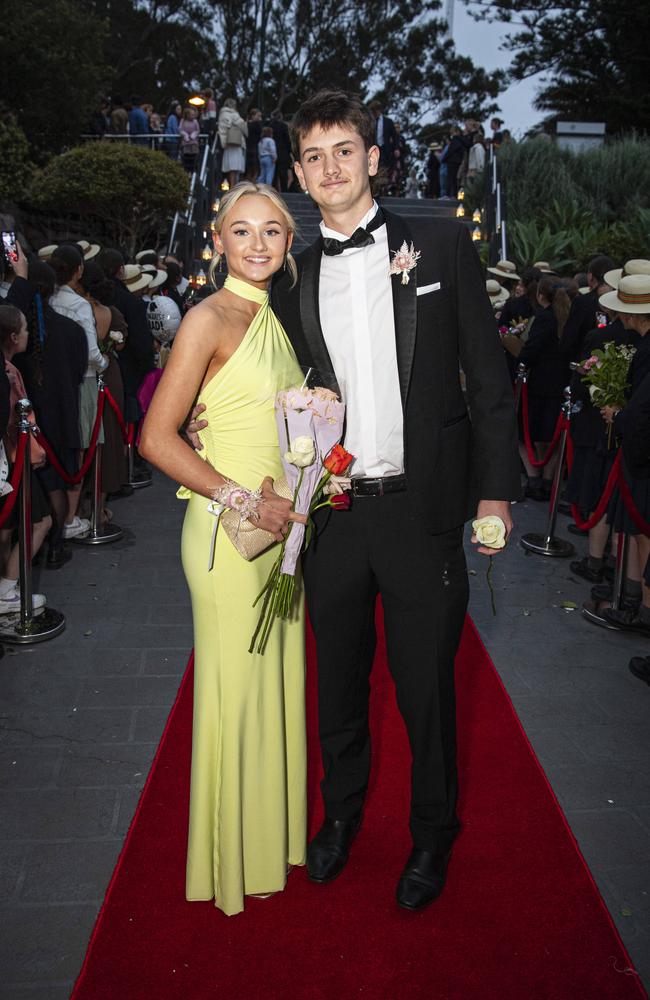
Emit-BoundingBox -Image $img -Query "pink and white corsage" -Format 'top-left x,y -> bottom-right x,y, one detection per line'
389,241 -> 421,285
210,480 -> 262,524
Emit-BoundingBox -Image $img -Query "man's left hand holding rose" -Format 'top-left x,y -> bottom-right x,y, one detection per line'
471,499 -> 513,556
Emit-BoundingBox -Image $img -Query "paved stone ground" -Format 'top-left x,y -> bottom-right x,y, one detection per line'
0,475 -> 648,998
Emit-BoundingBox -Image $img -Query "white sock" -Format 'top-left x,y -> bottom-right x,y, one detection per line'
0,577 -> 18,597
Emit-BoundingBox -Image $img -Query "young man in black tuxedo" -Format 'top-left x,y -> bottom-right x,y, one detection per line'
272,91 -> 520,910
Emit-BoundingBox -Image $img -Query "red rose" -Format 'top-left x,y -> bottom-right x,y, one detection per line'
330,492 -> 351,511
324,443 -> 354,476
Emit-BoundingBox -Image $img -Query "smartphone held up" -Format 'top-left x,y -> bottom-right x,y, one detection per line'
1,231 -> 19,268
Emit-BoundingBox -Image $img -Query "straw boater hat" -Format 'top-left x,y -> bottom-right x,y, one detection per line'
122,264 -> 152,294
135,249 -> 157,264
486,279 -> 509,309
486,259 -> 520,282
37,244 -> 58,261
146,269 -> 167,291
140,264 -> 157,276
533,260 -> 556,274
599,274 -> 650,314
77,239 -> 101,261
604,259 -> 650,289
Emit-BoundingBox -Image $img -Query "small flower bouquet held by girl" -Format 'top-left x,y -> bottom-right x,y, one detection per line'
579,341 -> 636,447
250,386 -> 353,654
578,342 -> 636,406
498,316 -> 532,341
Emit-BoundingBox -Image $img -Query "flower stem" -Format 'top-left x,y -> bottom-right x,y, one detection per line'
486,556 -> 496,616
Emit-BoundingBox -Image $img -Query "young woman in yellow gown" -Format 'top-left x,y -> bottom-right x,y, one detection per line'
140,184 -> 307,915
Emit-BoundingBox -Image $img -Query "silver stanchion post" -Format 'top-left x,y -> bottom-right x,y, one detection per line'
521,385 -> 575,557
74,378 -> 124,546
0,399 -> 66,644
127,422 -> 152,490
513,362 -> 527,415
582,531 -> 628,629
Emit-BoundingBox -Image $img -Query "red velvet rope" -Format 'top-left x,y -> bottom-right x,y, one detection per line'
521,382 -> 565,468
565,437 -> 650,536
103,386 -> 130,445
34,390 -> 105,486
0,433 -> 28,529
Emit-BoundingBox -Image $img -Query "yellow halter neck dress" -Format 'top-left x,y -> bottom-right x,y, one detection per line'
179,275 -> 306,916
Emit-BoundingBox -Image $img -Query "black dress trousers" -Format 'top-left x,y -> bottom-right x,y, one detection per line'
302,491 -> 469,854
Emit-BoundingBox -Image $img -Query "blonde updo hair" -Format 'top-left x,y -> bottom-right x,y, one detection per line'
209,182 -> 298,288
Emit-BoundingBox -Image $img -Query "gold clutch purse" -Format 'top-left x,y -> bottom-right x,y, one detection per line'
220,477 -> 293,561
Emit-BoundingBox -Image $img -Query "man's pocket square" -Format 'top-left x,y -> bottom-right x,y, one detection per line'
416,282 -> 442,297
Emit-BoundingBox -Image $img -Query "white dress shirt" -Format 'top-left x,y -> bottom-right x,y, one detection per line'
319,202 -> 404,478
50,284 -> 108,377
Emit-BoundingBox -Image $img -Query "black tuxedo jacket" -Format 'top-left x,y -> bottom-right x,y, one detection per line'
273,209 -> 520,532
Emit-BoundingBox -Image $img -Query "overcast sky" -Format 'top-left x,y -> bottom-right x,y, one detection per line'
451,0 -> 543,136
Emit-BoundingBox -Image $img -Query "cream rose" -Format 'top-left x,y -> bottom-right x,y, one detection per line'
472,515 -> 507,549
109,330 -> 124,344
284,435 -> 316,468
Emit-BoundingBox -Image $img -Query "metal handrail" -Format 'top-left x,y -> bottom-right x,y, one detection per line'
80,132 -> 210,141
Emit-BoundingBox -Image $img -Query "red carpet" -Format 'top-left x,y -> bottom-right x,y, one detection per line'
72,616 -> 646,1000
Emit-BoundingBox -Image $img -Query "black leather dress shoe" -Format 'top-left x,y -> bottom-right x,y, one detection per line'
45,545 -> 73,570
306,816 -> 361,883
396,849 -> 451,910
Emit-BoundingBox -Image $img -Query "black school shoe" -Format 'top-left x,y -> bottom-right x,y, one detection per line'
629,657 -> 650,685
570,556 -> 603,583
602,608 -> 650,636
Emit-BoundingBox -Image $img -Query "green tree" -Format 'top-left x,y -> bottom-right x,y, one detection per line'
463,0 -> 650,134
0,0 -> 111,159
207,0 -> 502,131
29,142 -> 189,256
89,0 -> 214,112
0,119 -> 34,201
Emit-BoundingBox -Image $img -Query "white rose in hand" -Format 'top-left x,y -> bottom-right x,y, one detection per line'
472,515 -> 507,550
109,330 -> 124,344
284,435 -> 316,468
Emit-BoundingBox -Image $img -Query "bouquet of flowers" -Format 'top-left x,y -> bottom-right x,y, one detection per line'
578,342 -> 636,407
100,330 -> 125,354
498,316 -> 532,341
250,385 -> 353,654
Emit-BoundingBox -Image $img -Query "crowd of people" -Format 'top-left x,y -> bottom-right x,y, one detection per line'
0,238 -> 191,617
88,92 -> 509,197
484,251 -> 650,683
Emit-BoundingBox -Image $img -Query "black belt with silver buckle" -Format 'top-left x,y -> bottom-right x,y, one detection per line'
351,475 -> 407,497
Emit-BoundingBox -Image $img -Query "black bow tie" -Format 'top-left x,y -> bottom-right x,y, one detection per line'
321,208 -> 385,256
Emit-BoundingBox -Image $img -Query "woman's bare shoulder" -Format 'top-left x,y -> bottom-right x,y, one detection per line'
176,290 -> 228,342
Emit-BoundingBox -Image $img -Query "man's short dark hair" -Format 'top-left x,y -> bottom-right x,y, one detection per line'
587,254 -> 616,284
290,90 -> 375,159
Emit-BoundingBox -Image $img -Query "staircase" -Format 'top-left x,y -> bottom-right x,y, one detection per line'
283,194 -> 464,252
